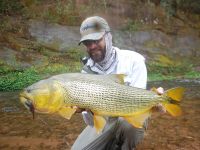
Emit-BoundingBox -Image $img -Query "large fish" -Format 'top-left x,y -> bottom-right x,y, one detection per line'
20,73 -> 185,132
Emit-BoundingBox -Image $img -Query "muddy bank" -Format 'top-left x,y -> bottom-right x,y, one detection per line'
0,79 -> 199,150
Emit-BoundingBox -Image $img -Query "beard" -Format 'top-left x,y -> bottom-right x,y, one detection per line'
89,48 -> 106,63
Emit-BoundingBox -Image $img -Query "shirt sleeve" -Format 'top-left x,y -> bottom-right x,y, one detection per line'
129,59 -> 147,89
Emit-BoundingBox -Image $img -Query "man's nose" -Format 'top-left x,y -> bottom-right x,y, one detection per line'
87,42 -> 97,50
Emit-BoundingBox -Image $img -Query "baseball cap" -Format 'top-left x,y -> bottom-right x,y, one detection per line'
79,16 -> 110,45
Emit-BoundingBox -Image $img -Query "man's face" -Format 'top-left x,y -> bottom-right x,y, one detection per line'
83,37 -> 106,62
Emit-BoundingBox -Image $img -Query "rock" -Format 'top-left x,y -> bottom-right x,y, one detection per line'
28,20 -> 80,52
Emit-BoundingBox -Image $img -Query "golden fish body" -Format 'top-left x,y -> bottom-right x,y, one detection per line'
20,73 -> 184,132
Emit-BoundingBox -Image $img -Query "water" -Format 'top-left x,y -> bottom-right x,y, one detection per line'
0,80 -> 199,150
0,92 -> 85,150
147,79 -> 200,99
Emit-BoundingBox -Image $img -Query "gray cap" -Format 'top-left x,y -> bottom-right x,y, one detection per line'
79,16 -> 110,44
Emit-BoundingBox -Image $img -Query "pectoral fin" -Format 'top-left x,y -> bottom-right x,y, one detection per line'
58,106 -> 76,119
93,114 -> 106,133
124,110 -> 151,128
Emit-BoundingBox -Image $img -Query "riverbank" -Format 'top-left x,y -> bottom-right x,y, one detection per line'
0,56 -> 200,91
0,1 -> 200,91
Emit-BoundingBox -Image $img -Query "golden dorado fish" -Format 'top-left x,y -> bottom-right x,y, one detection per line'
20,73 -> 185,132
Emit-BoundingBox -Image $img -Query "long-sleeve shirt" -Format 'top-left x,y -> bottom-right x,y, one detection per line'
82,46 -> 147,89
72,47 -> 147,150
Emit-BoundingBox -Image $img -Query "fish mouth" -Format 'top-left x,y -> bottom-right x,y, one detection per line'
20,95 -> 35,119
25,100 -> 35,119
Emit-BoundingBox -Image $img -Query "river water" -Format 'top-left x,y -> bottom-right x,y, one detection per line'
0,79 -> 199,150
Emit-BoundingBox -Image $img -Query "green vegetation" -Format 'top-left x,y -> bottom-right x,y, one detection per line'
21,0 -> 81,26
0,47 -> 85,91
0,0 -> 23,15
0,0 -> 199,91
0,67 -> 40,91
123,19 -> 142,32
0,0 -> 81,26
147,62 -> 200,81
0,63 -> 82,91
0,49 -> 199,91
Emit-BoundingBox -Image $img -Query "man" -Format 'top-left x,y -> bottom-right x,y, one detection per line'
72,16 -> 164,150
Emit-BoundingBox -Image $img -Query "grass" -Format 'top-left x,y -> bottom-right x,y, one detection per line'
21,0 -> 81,26
0,58 -> 199,91
0,62 -> 82,91
0,43 -> 198,91
0,47 -> 85,91
0,67 -> 41,91
147,62 -> 200,81
148,71 -> 200,81
122,19 -> 142,32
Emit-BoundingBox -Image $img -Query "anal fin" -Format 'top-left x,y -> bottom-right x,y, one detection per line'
93,114 -> 106,133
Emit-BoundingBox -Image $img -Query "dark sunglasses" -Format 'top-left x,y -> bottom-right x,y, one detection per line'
82,37 -> 103,47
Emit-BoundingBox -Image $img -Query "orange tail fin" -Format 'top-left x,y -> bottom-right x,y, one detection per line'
163,87 -> 185,116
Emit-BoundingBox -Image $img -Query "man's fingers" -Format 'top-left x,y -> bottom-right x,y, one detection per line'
156,87 -> 164,95
82,111 -> 94,126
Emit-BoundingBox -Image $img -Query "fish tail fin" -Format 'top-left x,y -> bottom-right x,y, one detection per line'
165,87 -> 185,101
163,87 -> 185,117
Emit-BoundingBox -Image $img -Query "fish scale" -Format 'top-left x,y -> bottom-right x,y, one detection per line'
56,74 -> 163,116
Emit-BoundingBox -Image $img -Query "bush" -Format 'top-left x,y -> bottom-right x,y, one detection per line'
0,68 -> 41,91
0,0 -> 24,15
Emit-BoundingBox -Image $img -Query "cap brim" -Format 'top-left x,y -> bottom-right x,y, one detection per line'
79,32 -> 105,45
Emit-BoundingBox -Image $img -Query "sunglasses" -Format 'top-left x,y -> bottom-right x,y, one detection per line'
82,37 -> 104,47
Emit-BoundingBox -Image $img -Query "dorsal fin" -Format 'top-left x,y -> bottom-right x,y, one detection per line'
107,74 -> 126,85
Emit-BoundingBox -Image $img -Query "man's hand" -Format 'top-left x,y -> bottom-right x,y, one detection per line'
82,111 -> 94,127
156,87 -> 164,95
152,87 -> 166,113
75,106 -> 94,126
